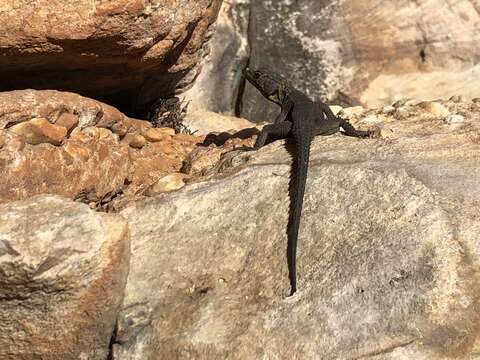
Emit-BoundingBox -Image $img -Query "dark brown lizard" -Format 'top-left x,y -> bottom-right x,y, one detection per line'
244,68 -> 372,295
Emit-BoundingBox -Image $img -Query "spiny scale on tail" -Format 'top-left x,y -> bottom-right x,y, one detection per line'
287,123 -> 312,294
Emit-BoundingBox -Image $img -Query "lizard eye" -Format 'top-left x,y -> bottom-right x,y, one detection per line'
268,92 -> 279,102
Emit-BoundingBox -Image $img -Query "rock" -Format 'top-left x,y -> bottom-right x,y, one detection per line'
450,95 -> 465,103
116,132 -> 201,209
81,127 -> 116,141
182,145 -> 225,176
0,90 -> 199,208
0,1 -> 222,114
182,125 -> 258,177
115,100 -> 480,358
183,110 -> 259,135
418,101 -> 450,117
0,195 -> 129,360
9,118 -> 67,145
182,0 -> 251,114
142,127 -> 174,142
146,173 -> 187,195
445,114 -> 466,124
127,134 -> 147,149
55,113 -> 79,132
240,0 -> 480,122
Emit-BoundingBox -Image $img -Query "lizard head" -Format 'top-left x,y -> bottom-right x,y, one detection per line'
244,68 -> 289,105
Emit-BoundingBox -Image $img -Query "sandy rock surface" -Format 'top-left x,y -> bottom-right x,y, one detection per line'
0,195 -> 129,360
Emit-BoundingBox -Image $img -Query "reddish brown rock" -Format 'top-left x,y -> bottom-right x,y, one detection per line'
124,133 -> 200,197
0,90 -> 203,208
55,113 -> 79,132
0,1 -> 222,110
142,127 -> 174,142
9,118 -> 67,145
0,135 -> 131,204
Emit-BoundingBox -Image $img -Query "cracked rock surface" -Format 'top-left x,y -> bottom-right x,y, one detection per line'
115,99 -> 480,359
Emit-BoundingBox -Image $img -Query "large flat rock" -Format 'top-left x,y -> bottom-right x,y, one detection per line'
115,99 -> 480,359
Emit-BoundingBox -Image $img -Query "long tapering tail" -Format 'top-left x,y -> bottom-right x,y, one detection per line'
287,130 -> 312,295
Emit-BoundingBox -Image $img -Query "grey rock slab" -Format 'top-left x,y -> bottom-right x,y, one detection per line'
0,195 -> 130,360
182,0 -> 251,115
240,0 -> 480,122
116,103 -> 480,359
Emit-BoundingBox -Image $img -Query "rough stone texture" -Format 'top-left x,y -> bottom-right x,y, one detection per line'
0,90 -> 201,209
241,0 -> 480,122
114,99 -> 480,359
0,195 -> 130,360
182,0 -> 250,115
0,0 -> 222,114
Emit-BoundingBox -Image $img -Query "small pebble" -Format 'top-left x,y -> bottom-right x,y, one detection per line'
449,95 -> 463,103
445,114 -> 465,124
381,105 -> 395,114
147,173 -> 186,195
129,134 -> 147,149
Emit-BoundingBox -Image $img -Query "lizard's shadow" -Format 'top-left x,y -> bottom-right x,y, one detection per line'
200,127 -> 260,147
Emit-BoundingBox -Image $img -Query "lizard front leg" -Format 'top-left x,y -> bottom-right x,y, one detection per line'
254,121 -> 292,149
273,98 -> 294,123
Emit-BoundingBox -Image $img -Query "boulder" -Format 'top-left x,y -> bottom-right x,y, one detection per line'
0,90 -> 201,209
182,0 -> 251,115
0,0 -> 222,114
240,0 -> 480,122
114,99 -> 480,358
0,195 -> 130,360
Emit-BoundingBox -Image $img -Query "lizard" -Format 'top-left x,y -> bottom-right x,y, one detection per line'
244,68 -> 373,295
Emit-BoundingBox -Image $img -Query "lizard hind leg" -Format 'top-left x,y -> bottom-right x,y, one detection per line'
253,121 -> 292,149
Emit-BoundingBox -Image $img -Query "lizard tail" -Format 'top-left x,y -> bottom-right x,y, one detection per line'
287,132 -> 312,295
